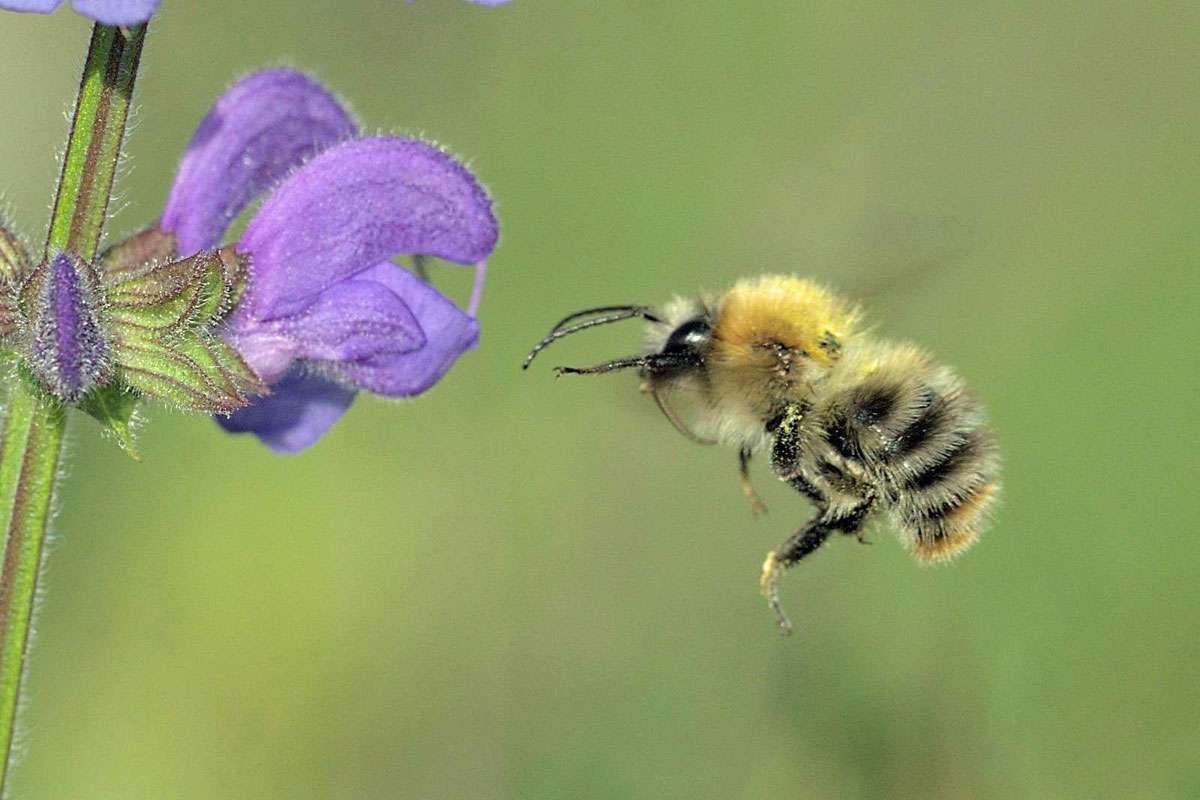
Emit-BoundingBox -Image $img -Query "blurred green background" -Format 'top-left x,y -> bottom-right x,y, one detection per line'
1,2 -> 1197,798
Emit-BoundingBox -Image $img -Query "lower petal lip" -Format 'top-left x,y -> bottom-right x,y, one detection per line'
216,369 -> 356,454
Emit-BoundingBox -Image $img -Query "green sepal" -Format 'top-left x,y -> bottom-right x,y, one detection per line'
97,226 -> 176,278
115,336 -> 249,415
0,222 -> 31,284
0,221 -> 26,347
91,231 -> 263,416
0,279 -> 19,350
78,380 -> 141,459
105,249 -> 235,334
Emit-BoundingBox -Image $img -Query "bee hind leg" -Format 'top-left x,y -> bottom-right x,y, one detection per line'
759,519 -> 833,635
760,503 -> 872,635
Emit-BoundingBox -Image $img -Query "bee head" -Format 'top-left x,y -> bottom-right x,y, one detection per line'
522,298 -> 720,443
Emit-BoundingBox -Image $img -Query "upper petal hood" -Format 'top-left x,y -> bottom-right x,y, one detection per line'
238,137 -> 498,320
161,69 -> 357,255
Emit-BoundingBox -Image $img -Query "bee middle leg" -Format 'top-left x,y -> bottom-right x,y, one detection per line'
739,447 -> 768,516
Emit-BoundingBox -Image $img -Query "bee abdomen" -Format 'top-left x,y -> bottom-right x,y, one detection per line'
826,354 -> 999,561
883,390 -> 998,562
906,429 -> 995,491
904,479 -> 999,562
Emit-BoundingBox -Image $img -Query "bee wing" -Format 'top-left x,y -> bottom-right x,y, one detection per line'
830,211 -> 973,311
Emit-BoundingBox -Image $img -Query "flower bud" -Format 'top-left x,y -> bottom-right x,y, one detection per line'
20,253 -> 110,402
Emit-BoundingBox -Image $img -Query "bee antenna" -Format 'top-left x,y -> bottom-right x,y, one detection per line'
544,305 -> 659,335
522,306 -> 660,370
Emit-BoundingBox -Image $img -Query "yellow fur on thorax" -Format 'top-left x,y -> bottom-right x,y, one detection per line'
696,276 -> 861,437
711,276 -> 859,366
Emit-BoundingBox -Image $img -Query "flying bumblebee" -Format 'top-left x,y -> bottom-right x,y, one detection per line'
523,275 -> 999,633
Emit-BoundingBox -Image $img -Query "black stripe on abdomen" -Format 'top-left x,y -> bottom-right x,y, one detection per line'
907,431 -> 983,489
851,384 -> 899,426
886,389 -> 948,459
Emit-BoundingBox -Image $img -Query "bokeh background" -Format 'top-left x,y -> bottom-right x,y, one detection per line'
1,2 -> 1197,798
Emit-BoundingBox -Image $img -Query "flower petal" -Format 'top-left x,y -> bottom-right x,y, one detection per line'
239,137 -> 498,320
230,277 -> 426,384
332,263 -> 480,396
71,0 -> 158,24
0,0 -> 61,12
217,368 -> 356,454
161,69 -> 357,256
278,279 -> 426,362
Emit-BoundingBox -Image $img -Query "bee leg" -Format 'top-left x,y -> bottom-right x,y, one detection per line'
760,519 -> 833,635
739,447 -> 768,516
834,503 -> 875,545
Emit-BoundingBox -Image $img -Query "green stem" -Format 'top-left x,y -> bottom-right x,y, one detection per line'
0,22 -> 147,795
0,387 -> 65,789
45,24 -> 146,260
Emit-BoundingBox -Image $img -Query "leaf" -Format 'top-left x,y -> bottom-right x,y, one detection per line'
78,381 -> 141,459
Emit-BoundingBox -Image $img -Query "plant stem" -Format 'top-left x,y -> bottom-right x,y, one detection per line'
0,387 -> 65,790
0,22 -> 147,795
45,24 -> 146,260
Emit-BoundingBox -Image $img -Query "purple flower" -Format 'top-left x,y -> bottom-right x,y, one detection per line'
158,69 -> 498,452
0,0 -> 511,23
0,0 -> 158,24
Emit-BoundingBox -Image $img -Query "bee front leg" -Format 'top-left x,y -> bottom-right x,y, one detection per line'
739,447 -> 768,516
760,519 -> 833,635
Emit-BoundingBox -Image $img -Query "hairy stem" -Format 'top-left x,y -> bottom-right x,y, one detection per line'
0,386 -> 65,791
0,22 -> 147,795
45,24 -> 146,260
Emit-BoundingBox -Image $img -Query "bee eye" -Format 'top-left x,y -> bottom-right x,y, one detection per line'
663,318 -> 711,353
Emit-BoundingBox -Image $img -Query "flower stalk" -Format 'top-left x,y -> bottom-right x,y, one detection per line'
0,22 -> 145,793
45,23 -> 145,258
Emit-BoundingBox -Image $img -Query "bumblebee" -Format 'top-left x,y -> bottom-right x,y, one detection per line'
523,275 -> 999,633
